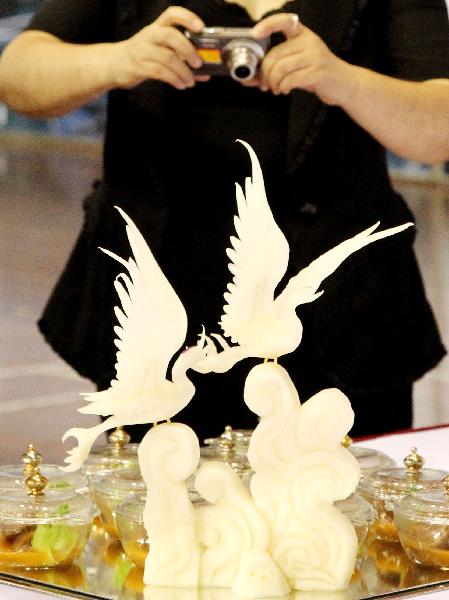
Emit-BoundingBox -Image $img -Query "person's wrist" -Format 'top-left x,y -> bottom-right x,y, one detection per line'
104,40 -> 131,89
316,58 -> 361,107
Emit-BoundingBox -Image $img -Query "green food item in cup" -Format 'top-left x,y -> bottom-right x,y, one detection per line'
31,503 -> 78,562
46,480 -> 71,490
114,556 -> 134,588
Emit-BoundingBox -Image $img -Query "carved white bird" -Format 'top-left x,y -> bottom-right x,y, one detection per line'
194,140 -> 413,374
61,207 -> 208,472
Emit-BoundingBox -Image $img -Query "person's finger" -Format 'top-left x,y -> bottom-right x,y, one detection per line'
259,39 -> 303,89
265,51 -> 310,91
257,24 -> 312,88
150,26 -> 202,68
194,74 -> 211,82
156,6 -> 204,32
276,65 -> 317,95
252,13 -> 304,40
155,45 -> 196,85
147,45 -> 196,86
142,60 -> 190,89
238,76 -> 261,88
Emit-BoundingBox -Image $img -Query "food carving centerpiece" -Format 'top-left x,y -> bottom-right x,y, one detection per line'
62,141 -> 412,596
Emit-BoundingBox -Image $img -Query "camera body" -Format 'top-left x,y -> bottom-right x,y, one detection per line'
185,27 -> 269,82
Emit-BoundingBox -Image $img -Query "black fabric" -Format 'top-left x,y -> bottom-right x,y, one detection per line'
34,0 -> 448,439
27,0 -> 449,77
376,0 -> 449,79
27,0 -> 115,43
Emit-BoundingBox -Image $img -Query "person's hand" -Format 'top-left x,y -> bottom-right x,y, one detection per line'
251,13 -> 357,104
110,6 -> 209,90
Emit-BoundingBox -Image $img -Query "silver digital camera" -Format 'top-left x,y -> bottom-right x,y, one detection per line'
185,27 -> 269,82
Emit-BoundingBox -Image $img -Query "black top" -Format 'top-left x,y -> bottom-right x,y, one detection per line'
28,0 -> 449,77
30,0 -> 449,438
28,0 -> 115,44
27,0 -> 449,182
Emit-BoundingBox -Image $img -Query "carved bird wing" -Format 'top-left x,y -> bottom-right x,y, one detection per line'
219,140 -> 290,345
275,221 -> 414,313
79,206 -> 188,416
62,208 -> 191,471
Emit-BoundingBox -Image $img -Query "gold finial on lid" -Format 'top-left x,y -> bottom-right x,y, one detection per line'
341,435 -> 353,448
22,444 -> 48,496
218,425 -> 235,454
404,447 -> 424,476
25,470 -> 49,497
108,427 -> 131,453
22,444 -> 43,478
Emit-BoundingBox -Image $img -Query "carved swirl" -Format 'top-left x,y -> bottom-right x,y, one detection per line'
244,363 -> 302,473
139,424 -> 201,587
244,363 -> 299,418
195,461 -> 239,505
249,475 -> 286,528
196,461 -> 274,589
296,388 -> 355,448
138,423 -> 200,486
231,549 -> 290,597
272,506 -> 358,591
290,448 -> 360,512
196,463 -> 251,587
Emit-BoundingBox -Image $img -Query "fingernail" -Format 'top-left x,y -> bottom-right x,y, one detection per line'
290,14 -> 299,31
193,56 -> 202,68
192,18 -> 203,30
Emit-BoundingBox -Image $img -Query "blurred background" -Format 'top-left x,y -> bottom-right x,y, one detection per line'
0,1 -> 448,465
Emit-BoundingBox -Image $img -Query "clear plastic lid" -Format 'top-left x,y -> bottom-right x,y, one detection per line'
200,426 -> 252,478
0,489 -> 98,525
83,427 -> 139,480
358,447 -> 448,502
204,426 -> 253,449
82,455 -> 138,480
349,446 -> 396,474
358,467 -> 447,501
230,429 -> 253,447
91,467 -> 146,500
199,445 -> 251,476
91,427 -> 139,461
335,493 -> 377,526
90,444 -> 139,460
395,489 -> 449,525
0,464 -> 88,494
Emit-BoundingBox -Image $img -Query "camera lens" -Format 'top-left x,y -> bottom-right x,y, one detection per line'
227,46 -> 257,81
223,39 -> 264,82
234,65 -> 251,80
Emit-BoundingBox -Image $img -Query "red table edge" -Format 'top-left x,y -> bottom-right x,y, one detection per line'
353,421 -> 449,443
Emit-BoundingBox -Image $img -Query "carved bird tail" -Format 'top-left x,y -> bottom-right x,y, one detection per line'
77,388 -> 117,416
61,416 -> 122,472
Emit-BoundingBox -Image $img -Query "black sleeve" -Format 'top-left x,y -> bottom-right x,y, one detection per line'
380,0 -> 449,80
26,0 -> 115,44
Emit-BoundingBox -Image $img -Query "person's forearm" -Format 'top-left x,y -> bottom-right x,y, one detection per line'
253,14 -> 449,165
333,61 -> 449,165
0,31 -> 117,118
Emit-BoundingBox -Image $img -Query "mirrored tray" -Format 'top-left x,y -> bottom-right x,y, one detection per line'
1,528 -> 449,600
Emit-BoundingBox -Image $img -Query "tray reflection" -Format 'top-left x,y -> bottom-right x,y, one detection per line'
1,532 -> 449,600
